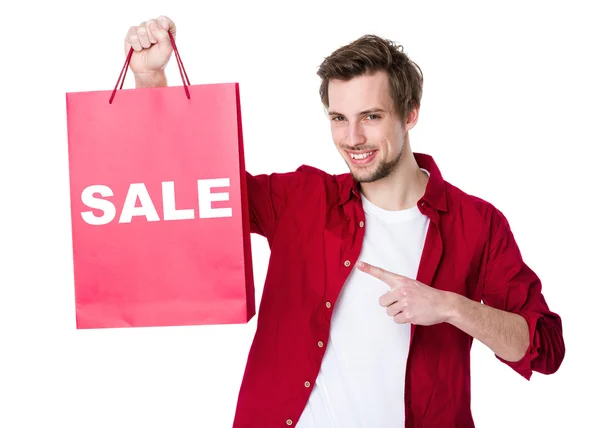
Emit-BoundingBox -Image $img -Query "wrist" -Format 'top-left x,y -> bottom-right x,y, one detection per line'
134,71 -> 167,88
442,291 -> 462,324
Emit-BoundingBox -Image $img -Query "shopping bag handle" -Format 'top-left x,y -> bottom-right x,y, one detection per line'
109,31 -> 191,104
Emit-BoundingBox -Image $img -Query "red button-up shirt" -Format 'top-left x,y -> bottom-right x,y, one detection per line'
232,153 -> 564,428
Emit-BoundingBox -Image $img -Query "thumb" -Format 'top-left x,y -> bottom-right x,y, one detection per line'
150,21 -> 174,59
157,15 -> 176,36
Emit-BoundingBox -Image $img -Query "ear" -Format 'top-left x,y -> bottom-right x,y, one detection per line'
404,104 -> 420,131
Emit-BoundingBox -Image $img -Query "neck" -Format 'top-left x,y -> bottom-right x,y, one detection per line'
359,142 -> 428,211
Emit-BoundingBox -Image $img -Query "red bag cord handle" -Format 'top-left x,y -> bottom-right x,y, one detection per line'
109,31 -> 190,104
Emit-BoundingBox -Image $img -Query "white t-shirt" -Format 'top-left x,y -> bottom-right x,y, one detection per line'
296,176 -> 430,428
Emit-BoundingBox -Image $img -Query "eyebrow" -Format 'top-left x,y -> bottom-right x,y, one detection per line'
328,108 -> 387,117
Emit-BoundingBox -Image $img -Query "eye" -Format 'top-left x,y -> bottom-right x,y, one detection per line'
331,116 -> 345,122
365,114 -> 381,120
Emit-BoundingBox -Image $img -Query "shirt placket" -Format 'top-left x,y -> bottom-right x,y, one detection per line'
283,197 -> 366,427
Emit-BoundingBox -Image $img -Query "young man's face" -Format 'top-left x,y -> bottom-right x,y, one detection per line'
327,71 -> 415,183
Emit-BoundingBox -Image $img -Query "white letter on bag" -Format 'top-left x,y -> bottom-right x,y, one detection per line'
162,181 -> 195,221
119,183 -> 160,223
198,178 -> 233,218
81,185 -> 116,225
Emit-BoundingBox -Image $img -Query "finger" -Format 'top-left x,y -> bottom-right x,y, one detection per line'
157,15 -> 176,36
137,22 -> 151,49
378,290 -> 400,307
125,26 -> 143,52
150,22 -> 174,60
386,301 -> 406,317
145,19 -> 159,44
357,261 -> 396,286
393,312 -> 410,324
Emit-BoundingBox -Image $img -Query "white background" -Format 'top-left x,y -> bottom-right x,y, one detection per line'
1,0 -> 598,427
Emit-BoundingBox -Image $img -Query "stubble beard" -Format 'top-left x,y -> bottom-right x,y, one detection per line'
350,144 -> 404,183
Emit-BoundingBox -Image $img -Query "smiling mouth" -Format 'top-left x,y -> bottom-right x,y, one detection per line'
349,151 -> 374,160
346,150 -> 378,165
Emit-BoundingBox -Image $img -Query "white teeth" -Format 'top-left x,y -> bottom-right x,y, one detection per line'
350,152 -> 373,160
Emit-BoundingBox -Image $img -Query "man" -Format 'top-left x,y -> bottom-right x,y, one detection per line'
123,16 -> 565,428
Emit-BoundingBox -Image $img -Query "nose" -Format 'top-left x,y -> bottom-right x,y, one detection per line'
346,122 -> 366,148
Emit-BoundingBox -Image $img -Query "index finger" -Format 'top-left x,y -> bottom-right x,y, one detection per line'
357,261 -> 396,286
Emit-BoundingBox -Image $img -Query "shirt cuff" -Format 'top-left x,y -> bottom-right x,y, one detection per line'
495,311 -> 542,380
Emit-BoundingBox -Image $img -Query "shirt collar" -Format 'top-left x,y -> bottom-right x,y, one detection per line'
337,152 -> 448,212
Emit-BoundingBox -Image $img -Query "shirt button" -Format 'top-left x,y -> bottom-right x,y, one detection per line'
304,381 -> 311,388
344,260 -> 351,267
325,301 -> 332,309
286,419 -> 293,426
359,220 -> 364,227
318,340 -> 324,348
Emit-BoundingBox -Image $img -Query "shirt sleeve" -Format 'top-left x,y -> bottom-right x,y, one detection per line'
481,208 -> 565,380
244,170 -> 302,245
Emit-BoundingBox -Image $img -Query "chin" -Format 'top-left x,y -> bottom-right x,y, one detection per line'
347,155 -> 400,183
352,171 -> 382,183
349,164 -> 383,183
